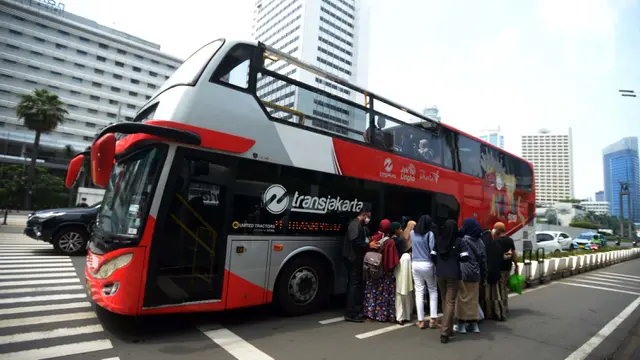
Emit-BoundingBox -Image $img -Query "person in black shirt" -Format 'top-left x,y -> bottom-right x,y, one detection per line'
343,209 -> 378,322
493,222 -> 518,320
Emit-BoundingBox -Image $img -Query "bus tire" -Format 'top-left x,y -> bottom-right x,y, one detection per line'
275,254 -> 330,316
53,226 -> 88,256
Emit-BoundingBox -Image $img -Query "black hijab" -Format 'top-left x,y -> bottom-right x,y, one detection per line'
437,219 -> 459,256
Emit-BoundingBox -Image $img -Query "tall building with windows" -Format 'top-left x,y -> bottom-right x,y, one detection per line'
478,127 -> 504,149
603,137 -> 640,222
521,128 -> 574,206
422,106 -> 441,122
0,0 -> 181,170
595,190 -> 605,202
252,0 -> 370,140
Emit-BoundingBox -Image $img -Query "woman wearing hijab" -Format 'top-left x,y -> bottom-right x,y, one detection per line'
454,218 -> 487,334
410,215 -> 438,329
363,219 -> 400,322
392,222 -> 413,325
434,219 -> 469,343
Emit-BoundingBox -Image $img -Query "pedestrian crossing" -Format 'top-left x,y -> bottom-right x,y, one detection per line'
0,232 -> 117,359
561,270 -> 640,296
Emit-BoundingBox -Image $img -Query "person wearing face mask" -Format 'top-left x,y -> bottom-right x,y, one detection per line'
343,209 -> 378,322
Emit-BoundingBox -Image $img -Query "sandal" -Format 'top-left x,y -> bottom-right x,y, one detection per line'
429,319 -> 438,329
416,321 -> 426,329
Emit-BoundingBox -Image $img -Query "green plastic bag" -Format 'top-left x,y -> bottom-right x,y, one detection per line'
508,274 -> 525,295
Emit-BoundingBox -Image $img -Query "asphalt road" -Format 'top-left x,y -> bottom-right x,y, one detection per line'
1,225 -> 640,360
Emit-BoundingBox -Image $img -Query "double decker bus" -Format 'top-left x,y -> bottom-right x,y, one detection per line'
66,38 -> 536,316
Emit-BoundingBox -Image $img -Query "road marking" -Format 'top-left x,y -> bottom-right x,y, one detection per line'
0,301 -> 91,316
591,273 -> 640,283
200,327 -> 274,360
102,358 -> 120,360
0,339 -> 113,359
0,293 -> 86,305
355,323 -> 414,339
0,285 -> 84,294
0,278 -> 80,287
0,259 -> 73,264
571,279 -> 640,290
0,256 -> 69,260
586,276 -> 637,285
0,324 -> 104,345
565,296 -> 640,360
0,267 -> 74,274
599,272 -> 640,280
559,282 -> 640,296
319,317 -> 345,325
0,263 -> 74,269
0,245 -> 54,248
0,253 -> 58,256
0,311 -> 97,328
0,272 -> 77,280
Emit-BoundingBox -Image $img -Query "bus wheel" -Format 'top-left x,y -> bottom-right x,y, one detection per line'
53,227 -> 88,256
276,255 -> 329,316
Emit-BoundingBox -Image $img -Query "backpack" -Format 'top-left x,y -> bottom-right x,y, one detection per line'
363,236 -> 389,280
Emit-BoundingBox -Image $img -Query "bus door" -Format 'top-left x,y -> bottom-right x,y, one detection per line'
142,148 -> 233,308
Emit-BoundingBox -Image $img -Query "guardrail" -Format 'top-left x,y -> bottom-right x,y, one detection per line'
515,248 -> 640,289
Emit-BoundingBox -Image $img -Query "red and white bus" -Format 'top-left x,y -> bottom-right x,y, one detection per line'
66,38 -> 536,316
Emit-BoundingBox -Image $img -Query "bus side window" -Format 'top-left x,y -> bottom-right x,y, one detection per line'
458,135 -> 482,177
211,45 -> 254,90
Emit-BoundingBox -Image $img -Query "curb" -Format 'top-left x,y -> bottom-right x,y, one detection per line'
516,248 -> 640,289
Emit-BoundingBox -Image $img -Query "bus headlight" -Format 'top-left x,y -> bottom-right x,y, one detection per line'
93,253 -> 133,279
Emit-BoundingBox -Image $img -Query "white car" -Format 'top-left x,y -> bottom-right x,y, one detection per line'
536,232 -> 563,255
537,230 -> 574,250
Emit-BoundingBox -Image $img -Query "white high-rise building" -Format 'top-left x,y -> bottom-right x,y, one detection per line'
521,128 -> 574,206
580,201 -> 610,215
252,0 -> 370,140
479,127 -> 504,149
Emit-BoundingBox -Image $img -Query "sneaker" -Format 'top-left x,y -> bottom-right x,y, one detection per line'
470,323 -> 480,333
454,323 -> 466,334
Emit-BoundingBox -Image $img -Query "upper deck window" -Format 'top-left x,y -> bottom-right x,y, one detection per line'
211,44 -> 254,90
154,39 -> 224,97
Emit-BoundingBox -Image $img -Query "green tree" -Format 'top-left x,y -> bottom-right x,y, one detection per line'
15,89 -> 68,209
0,164 -> 69,210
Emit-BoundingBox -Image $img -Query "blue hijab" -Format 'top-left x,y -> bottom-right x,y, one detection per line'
461,218 -> 482,238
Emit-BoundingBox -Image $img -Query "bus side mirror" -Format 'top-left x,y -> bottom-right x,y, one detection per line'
91,133 -> 116,188
65,154 -> 84,188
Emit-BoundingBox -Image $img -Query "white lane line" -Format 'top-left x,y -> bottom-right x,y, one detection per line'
599,272 -> 640,280
590,273 -> 640,283
565,296 -> 640,360
102,358 -> 120,360
0,339 -> 113,359
0,324 -> 104,345
0,256 -> 69,260
0,267 -> 74,274
0,253 -> 58,256
0,311 -> 97,328
0,301 -> 91,316
0,285 -> 84,294
0,259 -> 73,264
585,276 -> 639,286
319,317 -> 345,325
572,279 -> 640,291
356,323 -> 414,339
559,282 -> 640,296
0,293 -> 86,305
0,245 -> 54,248
0,272 -> 77,280
200,327 -> 275,360
0,278 -> 80,287
0,263 -> 74,269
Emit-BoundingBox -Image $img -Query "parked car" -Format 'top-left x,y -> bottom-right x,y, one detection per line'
24,202 -> 101,255
536,230 -> 573,250
536,232 -> 563,255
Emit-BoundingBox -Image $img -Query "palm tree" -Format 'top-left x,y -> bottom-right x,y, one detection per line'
15,89 -> 68,209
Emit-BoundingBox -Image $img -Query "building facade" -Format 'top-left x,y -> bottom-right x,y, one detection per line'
251,0 -> 370,140
521,128 -> 574,206
479,126 -> 504,149
422,106 -> 441,122
580,201 -> 610,215
0,0 -> 181,170
603,137 -> 640,222
595,190 -> 605,202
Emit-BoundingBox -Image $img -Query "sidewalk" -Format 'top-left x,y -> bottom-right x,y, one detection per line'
609,317 -> 640,359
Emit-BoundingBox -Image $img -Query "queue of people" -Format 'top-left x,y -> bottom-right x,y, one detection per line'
343,209 -> 519,344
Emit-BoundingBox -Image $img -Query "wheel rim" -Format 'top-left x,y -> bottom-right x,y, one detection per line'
59,232 -> 84,253
288,266 -> 319,306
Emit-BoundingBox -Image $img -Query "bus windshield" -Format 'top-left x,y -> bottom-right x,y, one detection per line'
97,147 -> 164,239
153,39 -> 224,97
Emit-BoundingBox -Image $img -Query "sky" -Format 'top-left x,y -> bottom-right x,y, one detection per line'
59,0 -> 640,200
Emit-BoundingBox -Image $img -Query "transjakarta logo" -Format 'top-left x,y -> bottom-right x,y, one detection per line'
263,184 -> 364,215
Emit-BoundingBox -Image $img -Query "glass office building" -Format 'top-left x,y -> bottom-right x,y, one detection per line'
603,137 -> 640,222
